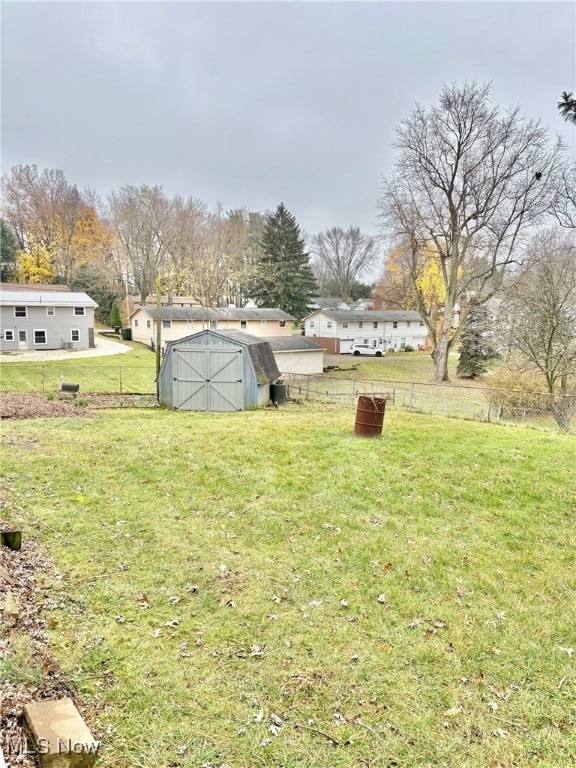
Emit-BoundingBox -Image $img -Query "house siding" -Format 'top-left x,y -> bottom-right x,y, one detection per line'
132,311 -> 293,348
304,311 -> 429,352
0,305 -> 96,351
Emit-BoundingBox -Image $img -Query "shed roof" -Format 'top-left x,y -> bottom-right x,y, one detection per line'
303,309 -> 422,322
266,336 -> 325,352
0,289 -> 97,307
164,329 -> 280,385
133,306 -> 295,322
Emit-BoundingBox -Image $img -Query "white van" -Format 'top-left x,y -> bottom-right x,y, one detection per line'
350,343 -> 385,357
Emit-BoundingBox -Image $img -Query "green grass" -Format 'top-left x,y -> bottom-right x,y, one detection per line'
0,341 -> 156,393
1,404 -> 575,767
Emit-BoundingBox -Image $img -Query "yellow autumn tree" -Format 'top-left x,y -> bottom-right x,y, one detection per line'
17,239 -> 57,283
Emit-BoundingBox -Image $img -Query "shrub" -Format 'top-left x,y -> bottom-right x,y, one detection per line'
487,366 -> 549,413
121,328 -> 132,341
404,345 -> 414,352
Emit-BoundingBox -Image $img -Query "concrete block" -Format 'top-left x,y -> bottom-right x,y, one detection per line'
1,590 -> 19,617
23,698 -> 99,767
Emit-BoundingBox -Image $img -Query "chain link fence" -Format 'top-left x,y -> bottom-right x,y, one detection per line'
0,365 -> 156,395
2,363 -> 574,431
282,372 -> 576,432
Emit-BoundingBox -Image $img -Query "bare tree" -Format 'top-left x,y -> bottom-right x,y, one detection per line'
502,229 -> 576,430
2,164 -> 86,280
552,163 -> 576,229
108,185 -> 182,301
378,82 -> 565,382
310,226 -> 377,302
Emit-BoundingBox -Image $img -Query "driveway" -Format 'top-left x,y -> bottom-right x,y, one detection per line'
0,334 -> 133,362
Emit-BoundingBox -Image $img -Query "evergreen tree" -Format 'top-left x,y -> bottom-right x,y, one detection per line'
457,299 -> 498,379
109,302 -> 122,329
250,203 -> 317,320
0,219 -> 18,281
70,263 -> 118,325
558,91 -> 576,125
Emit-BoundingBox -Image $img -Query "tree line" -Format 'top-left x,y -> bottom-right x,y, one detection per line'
0,168 -> 378,322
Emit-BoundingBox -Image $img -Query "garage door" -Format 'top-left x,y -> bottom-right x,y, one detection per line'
173,346 -> 243,411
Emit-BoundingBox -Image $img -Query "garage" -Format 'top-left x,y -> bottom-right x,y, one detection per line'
158,329 -> 280,411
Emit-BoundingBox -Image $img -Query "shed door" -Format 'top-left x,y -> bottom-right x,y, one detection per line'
173,346 -> 243,411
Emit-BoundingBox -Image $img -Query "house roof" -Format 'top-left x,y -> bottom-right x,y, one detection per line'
133,306 -> 295,322
0,289 -> 97,308
165,329 -> 280,385
303,309 -> 422,322
266,336 -> 325,352
309,297 -> 350,310
0,283 -> 70,292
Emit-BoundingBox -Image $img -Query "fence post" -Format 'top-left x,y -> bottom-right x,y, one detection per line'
306,376 -> 310,400
42,366 -> 45,394
352,378 -> 357,398
487,392 -> 492,423
119,367 -> 123,394
410,382 -> 415,410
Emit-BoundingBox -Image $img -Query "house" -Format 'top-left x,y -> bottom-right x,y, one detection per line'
122,293 -> 200,324
0,287 -> 98,352
129,306 -> 295,347
267,336 -> 325,375
157,329 -> 280,411
308,297 -> 351,311
303,309 -> 428,353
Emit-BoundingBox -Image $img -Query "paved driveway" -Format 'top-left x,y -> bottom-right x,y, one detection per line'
0,335 -> 133,362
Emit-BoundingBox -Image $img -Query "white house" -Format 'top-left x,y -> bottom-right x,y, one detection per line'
0,286 -> 98,352
303,309 -> 428,354
130,306 -> 295,347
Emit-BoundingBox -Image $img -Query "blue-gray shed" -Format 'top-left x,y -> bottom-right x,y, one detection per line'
157,329 -> 280,411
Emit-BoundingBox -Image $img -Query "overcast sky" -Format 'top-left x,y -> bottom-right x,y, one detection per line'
2,1 -> 575,243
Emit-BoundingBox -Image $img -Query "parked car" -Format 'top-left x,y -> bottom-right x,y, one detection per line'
350,343 -> 385,357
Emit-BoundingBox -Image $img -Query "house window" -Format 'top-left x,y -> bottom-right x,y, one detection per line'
240,320 -> 247,330
373,321 -> 378,329
420,321 -> 424,327
261,320 -> 267,325
71,329 -> 80,342
134,319 -> 139,327
278,320 -> 286,328
209,320 -> 217,330
309,321 -> 315,328
46,306 -> 55,316
393,321 -> 398,329
14,306 -> 27,318
407,321 -> 411,328
358,321 -> 363,329
342,321 -> 349,328
34,329 -> 47,345
162,320 -> 172,329
4,330 -> 14,341
327,322 -> 332,329
74,307 -> 85,316
400,338 -> 406,348
147,320 -> 151,328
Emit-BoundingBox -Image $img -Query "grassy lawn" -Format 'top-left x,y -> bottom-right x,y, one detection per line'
0,342 -> 156,394
329,351 -> 458,384
1,404 -> 575,767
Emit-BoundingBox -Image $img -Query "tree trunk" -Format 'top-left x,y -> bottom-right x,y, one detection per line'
431,330 -> 451,383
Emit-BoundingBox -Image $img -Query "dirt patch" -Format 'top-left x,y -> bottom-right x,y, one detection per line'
0,539 -> 79,767
0,395 -> 96,421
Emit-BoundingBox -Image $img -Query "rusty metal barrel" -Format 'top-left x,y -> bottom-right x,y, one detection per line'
354,395 -> 387,437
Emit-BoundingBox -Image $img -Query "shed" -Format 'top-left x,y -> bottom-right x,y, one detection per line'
158,329 -> 280,411
267,336 -> 325,375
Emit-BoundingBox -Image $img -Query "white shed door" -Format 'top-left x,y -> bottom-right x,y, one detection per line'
173,346 -> 243,411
